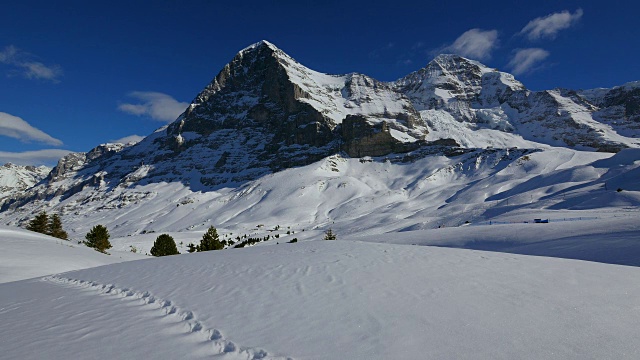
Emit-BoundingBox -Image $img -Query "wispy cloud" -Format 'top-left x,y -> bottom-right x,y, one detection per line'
440,29 -> 499,60
507,48 -> 550,75
110,134 -> 144,144
0,112 -> 63,146
118,92 -> 189,123
520,9 -> 583,41
0,45 -> 63,82
0,149 -> 72,167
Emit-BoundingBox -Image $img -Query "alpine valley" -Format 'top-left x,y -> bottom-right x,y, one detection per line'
1,40 -> 639,253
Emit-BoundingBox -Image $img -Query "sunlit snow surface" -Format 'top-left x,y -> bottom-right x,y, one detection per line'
0,227 -> 143,283
2,234 -> 640,359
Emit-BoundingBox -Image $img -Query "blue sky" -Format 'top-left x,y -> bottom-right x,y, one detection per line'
1,0 -> 638,166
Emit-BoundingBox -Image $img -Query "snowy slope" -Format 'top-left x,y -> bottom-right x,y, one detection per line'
1,146 -> 639,258
0,226 -> 144,283
0,163 -> 49,202
2,235 -> 640,359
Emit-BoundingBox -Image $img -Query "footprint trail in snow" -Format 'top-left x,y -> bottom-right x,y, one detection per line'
45,276 -> 293,360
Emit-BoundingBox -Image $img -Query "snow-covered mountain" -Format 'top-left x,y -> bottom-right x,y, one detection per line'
0,163 -> 50,203
1,41 -> 639,237
395,54 -> 639,151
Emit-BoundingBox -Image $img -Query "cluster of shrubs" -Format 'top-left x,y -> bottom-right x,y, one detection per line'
25,213 -> 337,257
234,236 -> 266,248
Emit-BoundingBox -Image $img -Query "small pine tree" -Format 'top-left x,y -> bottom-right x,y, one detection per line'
186,242 -> 197,253
85,225 -> 112,253
323,228 -> 337,240
48,214 -> 68,240
150,234 -> 179,257
27,211 -> 49,234
198,226 -> 223,251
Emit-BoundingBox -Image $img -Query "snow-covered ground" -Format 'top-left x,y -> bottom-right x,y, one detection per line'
2,227 -> 640,359
0,227 -> 144,283
358,215 -> 640,266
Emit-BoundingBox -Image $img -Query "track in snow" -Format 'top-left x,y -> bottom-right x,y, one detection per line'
45,276 -> 293,360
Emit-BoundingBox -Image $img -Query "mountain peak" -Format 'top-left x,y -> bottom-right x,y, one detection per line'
433,53 -> 468,62
239,40 -> 280,55
430,53 -> 491,72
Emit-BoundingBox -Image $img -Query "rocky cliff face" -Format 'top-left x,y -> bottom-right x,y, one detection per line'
2,41 -> 639,213
579,82 -> 640,138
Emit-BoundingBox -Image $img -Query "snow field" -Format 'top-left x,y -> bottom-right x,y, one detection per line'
0,226 -> 144,283
3,239 -> 640,359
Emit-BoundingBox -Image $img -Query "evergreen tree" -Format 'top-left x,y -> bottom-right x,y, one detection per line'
26,211 -> 49,234
198,226 -> 223,251
323,228 -> 337,240
150,234 -> 179,256
48,214 -> 68,240
186,242 -> 197,253
85,225 -> 112,253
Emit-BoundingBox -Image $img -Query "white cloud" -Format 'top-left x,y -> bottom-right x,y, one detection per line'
118,92 -> 189,123
0,45 -> 18,62
118,103 -> 147,116
0,112 -> 63,146
441,29 -> 499,60
520,9 -> 583,41
110,134 -> 145,144
22,62 -> 63,81
0,45 -> 63,82
507,48 -> 550,75
0,149 -> 72,166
